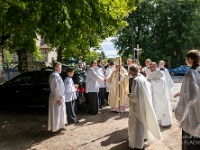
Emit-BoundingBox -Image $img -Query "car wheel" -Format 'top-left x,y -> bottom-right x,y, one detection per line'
170,71 -> 175,76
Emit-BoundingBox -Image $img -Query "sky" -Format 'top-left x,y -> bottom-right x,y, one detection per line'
100,37 -> 118,58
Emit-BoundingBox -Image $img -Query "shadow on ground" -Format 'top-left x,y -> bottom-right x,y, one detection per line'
101,128 -> 128,146
74,107 -> 128,127
0,107 -> 53,150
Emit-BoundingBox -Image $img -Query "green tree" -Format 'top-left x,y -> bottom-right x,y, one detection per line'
84,50 -> 101,65
0,0 -> 136,63
3,49 -> 13,80
113,0 -> 200,68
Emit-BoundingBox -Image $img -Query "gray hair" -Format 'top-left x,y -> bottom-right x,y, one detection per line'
129,64 -> 139,73
53,61 -> 62,69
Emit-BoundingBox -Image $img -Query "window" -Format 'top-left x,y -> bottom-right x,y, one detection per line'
11,74 -> 32,84
35,73 -> 49,84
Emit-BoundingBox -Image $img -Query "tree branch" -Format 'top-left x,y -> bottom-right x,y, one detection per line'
0,0 -> 27,13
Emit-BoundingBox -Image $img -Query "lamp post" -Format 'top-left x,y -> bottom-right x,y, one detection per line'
134,44 -> 142,62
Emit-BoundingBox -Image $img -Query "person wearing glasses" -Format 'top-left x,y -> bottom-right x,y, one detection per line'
147,62 -> 172,127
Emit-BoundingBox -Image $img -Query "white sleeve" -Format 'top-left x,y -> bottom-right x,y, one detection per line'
167,72 -> 174,87
186,74 -> 199,105
51,77 -> 62,101
64,78 -> 76,94
120,74 -> 125,81
174,71 -> 199,122
88,69 -> 104,82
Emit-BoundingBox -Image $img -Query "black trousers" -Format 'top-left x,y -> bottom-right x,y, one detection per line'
88,92 -> 99,115
65,100 -> 77,123
98,88 -> 105,106
182,129 -> 200,150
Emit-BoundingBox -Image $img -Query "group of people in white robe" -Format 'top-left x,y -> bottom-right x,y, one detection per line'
48,62 -> 78,134
85,57 -> 129,115
127,58 -> 174,149
128,49 -> 200,150
48,49 -> 200,150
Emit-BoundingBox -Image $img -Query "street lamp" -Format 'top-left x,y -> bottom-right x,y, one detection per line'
134,44 -> 142,62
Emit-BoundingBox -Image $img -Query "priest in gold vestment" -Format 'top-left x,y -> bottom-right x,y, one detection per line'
108,57 -> 129,112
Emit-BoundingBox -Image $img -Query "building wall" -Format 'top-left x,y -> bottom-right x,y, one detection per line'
47,50 -> 57,62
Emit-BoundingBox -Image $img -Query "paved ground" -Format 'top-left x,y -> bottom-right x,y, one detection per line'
171,76 -> 183,83
0,77 -> 183,150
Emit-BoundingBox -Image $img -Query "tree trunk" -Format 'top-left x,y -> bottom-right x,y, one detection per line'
57,46 -> 64,62
168,59 -> 171,69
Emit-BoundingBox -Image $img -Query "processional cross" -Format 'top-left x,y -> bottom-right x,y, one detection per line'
134,44 -> 142,61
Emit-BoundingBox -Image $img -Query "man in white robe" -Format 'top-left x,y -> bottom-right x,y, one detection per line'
48,62 -> 67,133
159,60 -> 174,94
141,58 -> 152,77
173,50 -> 200,149
128,64 -> 162,149
148,62 -> 172,127
141,59 -> 152,94
95,59 -> 106,108
125,58 -> 133,71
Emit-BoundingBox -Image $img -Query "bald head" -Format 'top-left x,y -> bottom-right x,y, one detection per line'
150,62 -> 157,66
129,64 -> 139,77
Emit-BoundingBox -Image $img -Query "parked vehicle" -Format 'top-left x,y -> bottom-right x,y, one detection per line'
169,65 -> 190,76
0,70 -> 87,109
41,67 -> 87,107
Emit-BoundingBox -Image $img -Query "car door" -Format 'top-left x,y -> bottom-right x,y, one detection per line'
183,66 -> 190,74
24,72 -> 51,107
176,66 -> 184,74
0,73 -> 33,106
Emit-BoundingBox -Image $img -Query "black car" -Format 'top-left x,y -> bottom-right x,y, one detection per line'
0,70 -> 87,108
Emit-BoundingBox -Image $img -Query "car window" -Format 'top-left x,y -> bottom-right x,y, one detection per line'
35,73 -> 50,84
71,73 -> 83,84
10,74 -> 32,84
